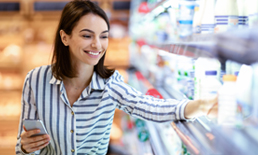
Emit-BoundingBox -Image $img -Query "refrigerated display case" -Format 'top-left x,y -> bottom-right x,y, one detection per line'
0,1 -> 131,154
128,0 -> 258,155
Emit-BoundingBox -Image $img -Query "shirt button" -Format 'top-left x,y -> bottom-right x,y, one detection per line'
70,130 -> 74,133
71,149 -> 75,152
71,111 -> 74,115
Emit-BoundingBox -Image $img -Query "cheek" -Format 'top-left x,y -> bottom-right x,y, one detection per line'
102,40 -> 108,49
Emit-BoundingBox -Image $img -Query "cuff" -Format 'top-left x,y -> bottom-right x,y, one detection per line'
176,99 -> 191,121
16,138 -> 37,155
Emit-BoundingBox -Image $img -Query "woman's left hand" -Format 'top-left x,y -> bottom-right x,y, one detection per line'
184,96 -> 218,119
201,96 -> 218,118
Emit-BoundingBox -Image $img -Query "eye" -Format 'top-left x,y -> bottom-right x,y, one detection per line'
82,35 -> 91,38
100,36 -> 108,39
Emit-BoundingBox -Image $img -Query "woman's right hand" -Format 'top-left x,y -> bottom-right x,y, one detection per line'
20,125 -> 50,153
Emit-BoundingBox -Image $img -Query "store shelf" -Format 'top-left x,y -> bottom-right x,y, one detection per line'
130,69 -> 258,155
143,29 -> 258,65
159,86 -> 258,155
133,0 -> 258,66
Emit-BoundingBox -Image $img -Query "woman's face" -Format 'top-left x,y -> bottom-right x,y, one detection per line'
63,13 -> 109,67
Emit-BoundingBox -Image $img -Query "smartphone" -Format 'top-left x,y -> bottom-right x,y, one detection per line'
23,119 -> 48,137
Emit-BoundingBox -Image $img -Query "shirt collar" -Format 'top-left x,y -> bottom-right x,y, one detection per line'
49,71 -> 105,90
89,71 -> 106,91
49,75 -> 62,85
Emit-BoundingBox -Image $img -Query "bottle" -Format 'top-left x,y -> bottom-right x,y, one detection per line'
252,63 -> 258,120
237,0 -> 248,29
201,0 -> 215,34
178,0 -> 196,38
194,57 -> 221,99
192,0 -> 206,34
214,0 -> 239,33
236,65 -> 253,121
200,70 -> 222,100
246,0 -> 258,28
218,75 -> 237,125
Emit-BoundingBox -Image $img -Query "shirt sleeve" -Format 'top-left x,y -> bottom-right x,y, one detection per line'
107,71 -> 189,123
16,70 -> 41,155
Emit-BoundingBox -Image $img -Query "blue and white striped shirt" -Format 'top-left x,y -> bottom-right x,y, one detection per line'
16,65 -> 189,155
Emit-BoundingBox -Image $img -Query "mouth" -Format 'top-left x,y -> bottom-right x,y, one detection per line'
84,50 -> 101,56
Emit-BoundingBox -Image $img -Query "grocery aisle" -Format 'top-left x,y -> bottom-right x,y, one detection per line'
1,0 -> 258,155
127,0 -> 258,154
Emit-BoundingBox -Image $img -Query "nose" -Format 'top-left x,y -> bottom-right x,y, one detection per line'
91,37 -> 101,49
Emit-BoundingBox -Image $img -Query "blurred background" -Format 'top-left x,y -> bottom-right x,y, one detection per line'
0,0 -> 131,154
2,0 -> 258,155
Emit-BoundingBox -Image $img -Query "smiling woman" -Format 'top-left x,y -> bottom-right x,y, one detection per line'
59,13 -> 109,70
51,0 -> 114,81
15,0 -> 217,155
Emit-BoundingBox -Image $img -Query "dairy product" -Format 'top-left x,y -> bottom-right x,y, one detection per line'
236,65 -> 253,122
237,0 -> 248,29
246,0 -> 258,28
200,71 -> 222,100
192,0 -> 206,34
178,0 -> 196,37
194,57 -> 221,99
201,0 -> 215,33
218,75 -> 237,125
214,0 -> 239,33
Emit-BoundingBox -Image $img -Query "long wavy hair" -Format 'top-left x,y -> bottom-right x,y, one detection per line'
51,0 -> 114,80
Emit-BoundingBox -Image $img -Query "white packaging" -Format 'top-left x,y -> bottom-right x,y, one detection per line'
200,70 -> 222,100
237,0 -> 248,29
201,0 -> 216,34
194,57 -> 221,99
218,75 -> 237,126
236,65 -> 253,118
246,0 -> 258,28
192,0 -> 206,34
178,0 -> 196,37
214,0 -> 239,33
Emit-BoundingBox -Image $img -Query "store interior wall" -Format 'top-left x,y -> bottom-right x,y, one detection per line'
0,0 -> 131,154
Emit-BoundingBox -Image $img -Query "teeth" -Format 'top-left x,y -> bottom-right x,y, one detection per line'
88,51 -> 99,55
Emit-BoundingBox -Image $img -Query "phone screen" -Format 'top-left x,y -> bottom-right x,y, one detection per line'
23,119 -> 48,136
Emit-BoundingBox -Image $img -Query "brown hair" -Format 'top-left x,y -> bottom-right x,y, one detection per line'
51,0 -> 114,80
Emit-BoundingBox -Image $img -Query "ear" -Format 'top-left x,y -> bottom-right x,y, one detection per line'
60,30 -> 69,46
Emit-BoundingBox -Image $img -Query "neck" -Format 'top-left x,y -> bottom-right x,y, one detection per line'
64,64 -> 94,90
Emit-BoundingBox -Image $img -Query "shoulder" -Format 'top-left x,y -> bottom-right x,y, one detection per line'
106,70 -> 124,84
24,65 -> 52,85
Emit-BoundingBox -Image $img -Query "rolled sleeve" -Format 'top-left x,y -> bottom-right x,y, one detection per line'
175,99 -> 189,120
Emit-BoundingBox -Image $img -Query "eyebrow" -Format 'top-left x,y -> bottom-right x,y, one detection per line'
80,29 -> 109,34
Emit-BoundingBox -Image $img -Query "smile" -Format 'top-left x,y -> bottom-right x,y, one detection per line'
84,50 -> 101,56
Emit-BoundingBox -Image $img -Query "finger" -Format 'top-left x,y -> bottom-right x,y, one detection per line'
208,96 -> 218,106
207,104 -> 218,118
204,96 -> 218,111
21,130 -> 42,145
25,134 -> 50,144
26,129 -> 41,137
23,125 -> 27,132
23,141 -> 49,153
26,138 -> 50,149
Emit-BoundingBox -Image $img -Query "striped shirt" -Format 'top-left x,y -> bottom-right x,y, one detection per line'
15,65 -> 189,155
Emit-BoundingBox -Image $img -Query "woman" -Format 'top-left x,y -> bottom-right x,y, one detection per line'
16,0 -> 217,154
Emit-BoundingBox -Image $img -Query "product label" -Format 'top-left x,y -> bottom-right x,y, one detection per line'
215,15 -> 238,32
238,16 -> 248,25
194,25 -> 201,34
201,24 -> 215,33
178,1 -> 196,37
228,15 -> 239,28
249,13 -> 258,28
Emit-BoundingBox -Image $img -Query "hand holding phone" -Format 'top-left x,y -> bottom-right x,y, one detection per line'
21,119 -> 50,153
23,119 -> 48,136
